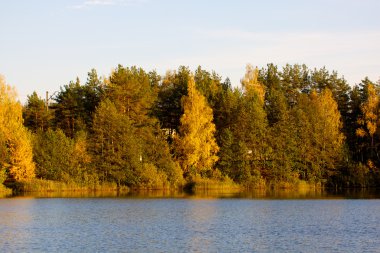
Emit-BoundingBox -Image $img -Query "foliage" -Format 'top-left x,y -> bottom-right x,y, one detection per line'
7,63 -> 380,190
0,76 -> 35,181
33,129 -> 92,183
53,70 -> 103,137
23,91 -> 52,132
293,90 -> 344,181
153,66 -> 191,135
175,76 -> 219,177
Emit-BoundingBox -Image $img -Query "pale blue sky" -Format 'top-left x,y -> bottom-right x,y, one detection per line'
1,0 -> 379,102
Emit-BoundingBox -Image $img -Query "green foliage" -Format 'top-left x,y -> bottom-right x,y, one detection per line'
23,91 -> 52,132
194,66 -> 223,107
293,90 -> 344,182
106,65 -> 156,125
153,66 -> 191,134
9,63 -> 380,190
33,129 -> 92,183
92,99 -> 141,185
53,70 -> 103,137
217,129 -> 251,182
92,98 -> 182,188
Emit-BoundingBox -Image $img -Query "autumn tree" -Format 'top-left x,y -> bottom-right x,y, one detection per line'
175,76 -> 219,177
241,64 -> 265,104
0,76 -> 35,181
356,82 -> 380,164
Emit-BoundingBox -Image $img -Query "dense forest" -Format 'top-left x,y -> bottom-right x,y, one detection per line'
1,63 -> 380,191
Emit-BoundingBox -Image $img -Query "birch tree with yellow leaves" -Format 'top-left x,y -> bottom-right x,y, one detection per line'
0,76 -> 35,181
355,82 -> 380,167
175,76 -> 219,177
356,84 -> 379,149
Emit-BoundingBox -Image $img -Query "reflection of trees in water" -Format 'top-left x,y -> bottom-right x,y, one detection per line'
183,200 -> 218,252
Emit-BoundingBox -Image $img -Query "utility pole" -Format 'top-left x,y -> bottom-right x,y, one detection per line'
45,90 -> 58,111
46,91 -> 49,111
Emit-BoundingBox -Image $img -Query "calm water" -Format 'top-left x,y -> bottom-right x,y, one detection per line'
1,191 -> 380,252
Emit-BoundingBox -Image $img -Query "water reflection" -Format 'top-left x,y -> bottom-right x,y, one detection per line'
184,200 -> 218,252
3,187 -> 380,199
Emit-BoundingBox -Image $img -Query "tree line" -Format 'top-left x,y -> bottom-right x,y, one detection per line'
1,63 -> 380,189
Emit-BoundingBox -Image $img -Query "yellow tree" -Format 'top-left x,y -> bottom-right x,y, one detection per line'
176,76 -> 219,177
241,64 -> 265,105
313,89 -> 345,168
356,83 -> 379,148
0,76 -> 35,181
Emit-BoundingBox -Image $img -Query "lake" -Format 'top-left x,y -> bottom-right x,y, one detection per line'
1,190 -> 380,252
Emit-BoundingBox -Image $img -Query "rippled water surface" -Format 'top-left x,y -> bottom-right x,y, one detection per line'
1,192 -> 380,252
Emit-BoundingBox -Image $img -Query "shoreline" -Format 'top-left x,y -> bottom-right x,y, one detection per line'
2,179 -> 380,198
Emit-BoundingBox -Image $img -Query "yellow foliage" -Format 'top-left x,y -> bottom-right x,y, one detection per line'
356,128 -> 366,137
241,64 -> 265,104
0,75 -> 35,181
74,133 -> 91,164
357,83 -> 379,138
176,76 -> 219,175
140,163 -> 168,189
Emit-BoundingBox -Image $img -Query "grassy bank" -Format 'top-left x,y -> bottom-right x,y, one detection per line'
0,184 -> 12,197
184,176 -> 242,194
8,179 -> 129,193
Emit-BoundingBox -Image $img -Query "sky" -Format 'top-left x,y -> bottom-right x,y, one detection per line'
1,0 -> 380,103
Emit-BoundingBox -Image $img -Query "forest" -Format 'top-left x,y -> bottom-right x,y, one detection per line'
1,63 -> 380,192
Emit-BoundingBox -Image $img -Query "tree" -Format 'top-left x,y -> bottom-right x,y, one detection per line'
106,65 -> 156,126
53,70 -> 103,137
153,66 -> 191,136
23,91 -> 52,132
91,99 -> 141,185
0,75 -> 35,181
217,128 -> 251,182
280,64 -> 310,105
194,66 -> 222,107
294,89 -> 344,181
175,76 -> 219,177
33,129 -> 93,183
92,98 -> 181,187
241,64 -> 265,105
356,82 -> 380,164
265,88 -> 298,183
231,66 -> 268,180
